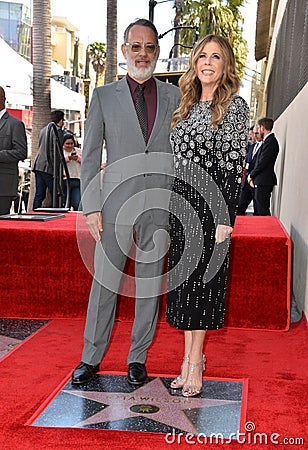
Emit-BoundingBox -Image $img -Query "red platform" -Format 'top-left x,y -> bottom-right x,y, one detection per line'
0,213 -> 291,330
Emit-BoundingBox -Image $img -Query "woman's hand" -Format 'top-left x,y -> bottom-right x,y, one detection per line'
86,212 -> 103,241
215,224 -> 233,243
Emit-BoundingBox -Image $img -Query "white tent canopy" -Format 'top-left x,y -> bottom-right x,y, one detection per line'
0,38 -> 32,99
50,78 -> 85,111
0,37 -> 85,113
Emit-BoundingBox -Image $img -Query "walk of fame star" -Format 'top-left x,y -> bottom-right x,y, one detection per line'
31,374 -> 247,436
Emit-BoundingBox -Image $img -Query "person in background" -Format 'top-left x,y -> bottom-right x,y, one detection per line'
71,18 -> 181,386
248,125 -> 255,145
0,86 -> 27,215
167,35 -> 249,397
248,117 -> 279,215
32,110 -> 65,209
62,134 -> 82,210
237,123 -> 263,215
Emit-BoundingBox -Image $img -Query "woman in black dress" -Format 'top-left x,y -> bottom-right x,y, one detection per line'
167,35 -> 249,397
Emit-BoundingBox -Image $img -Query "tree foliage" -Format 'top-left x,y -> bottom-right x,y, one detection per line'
180,0 -> 248,78
88,42 -> 107,87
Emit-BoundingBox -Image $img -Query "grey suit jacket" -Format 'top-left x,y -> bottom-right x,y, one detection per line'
81,76 -> 181,225
0,111 -> 27,197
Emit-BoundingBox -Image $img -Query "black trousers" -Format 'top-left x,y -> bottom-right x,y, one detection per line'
237,183 -> 256,215
254,185 -> 273,216
0,196 -> 13,215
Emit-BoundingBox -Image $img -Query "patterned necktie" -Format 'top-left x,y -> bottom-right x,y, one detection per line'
135,84 -> 148,142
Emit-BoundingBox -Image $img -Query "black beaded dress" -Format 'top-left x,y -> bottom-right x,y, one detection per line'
167,95 -> 249,330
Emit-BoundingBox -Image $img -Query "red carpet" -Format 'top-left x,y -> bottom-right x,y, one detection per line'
0,214 -> 301,448
0,317 -> 307,449
0,214 -> 290,330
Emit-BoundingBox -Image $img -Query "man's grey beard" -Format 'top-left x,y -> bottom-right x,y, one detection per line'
125,51 -> 158,81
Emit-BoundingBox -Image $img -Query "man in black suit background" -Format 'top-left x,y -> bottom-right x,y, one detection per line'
237,124 -> 262,215
248,117 -> 279,216
0,86 -> 27,215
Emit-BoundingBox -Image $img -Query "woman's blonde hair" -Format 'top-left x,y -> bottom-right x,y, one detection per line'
171,35 -> 240,128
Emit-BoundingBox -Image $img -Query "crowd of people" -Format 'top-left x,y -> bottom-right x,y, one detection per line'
0,18 -> 280,398
238,118 -> 279,216
0,94 -> 82,214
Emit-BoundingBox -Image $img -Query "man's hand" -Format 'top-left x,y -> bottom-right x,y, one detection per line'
215,224 -> 233,243
247,175 -> 255,188
86,212 -> 103,241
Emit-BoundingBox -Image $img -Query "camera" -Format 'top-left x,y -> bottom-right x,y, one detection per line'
70,150 -> 77,156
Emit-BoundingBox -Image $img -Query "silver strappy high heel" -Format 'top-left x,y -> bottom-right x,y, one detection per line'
182,355 -> 206,397
170,355 -> 190,389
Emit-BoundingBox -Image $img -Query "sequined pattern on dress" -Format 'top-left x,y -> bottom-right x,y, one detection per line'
167,96 -> 249,330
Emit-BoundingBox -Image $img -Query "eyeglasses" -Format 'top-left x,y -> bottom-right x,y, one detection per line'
125,42 -> 157,53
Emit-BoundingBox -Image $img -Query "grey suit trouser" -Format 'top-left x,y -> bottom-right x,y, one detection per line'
82,212 -> 168,366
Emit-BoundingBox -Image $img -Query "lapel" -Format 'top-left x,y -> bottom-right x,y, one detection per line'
115,77 -> 136,114
254,141 -> 265,165
115,77 -> 145,143
253,142 -> 262,160
115,77 -> 171,146
147,78 -> 170,145
247,142 -> 255,160
0,111 -> 9,132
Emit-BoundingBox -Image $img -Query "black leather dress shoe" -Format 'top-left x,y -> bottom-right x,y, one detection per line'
72,361 -> 100,385
127,362 -> 147,385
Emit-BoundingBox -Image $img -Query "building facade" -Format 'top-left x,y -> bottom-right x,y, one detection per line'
0,0 -> 31,60
254,0 -> 308,320
0,0 -> 86,137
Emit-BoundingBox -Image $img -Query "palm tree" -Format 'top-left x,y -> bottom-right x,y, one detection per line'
104,0 -> 118,84
173,0 -> 185,59
180,0 -> 248,78
88,42 -> 107,87
28,0 -> 52,209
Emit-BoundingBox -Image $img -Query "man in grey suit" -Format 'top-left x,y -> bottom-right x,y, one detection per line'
0,86 -> 27,215
72,19 -> 181,385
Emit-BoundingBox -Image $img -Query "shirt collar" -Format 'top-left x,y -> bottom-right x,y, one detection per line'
126,74 -> 155,94
0,108 -> 6,120
263,131 -> 273,141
